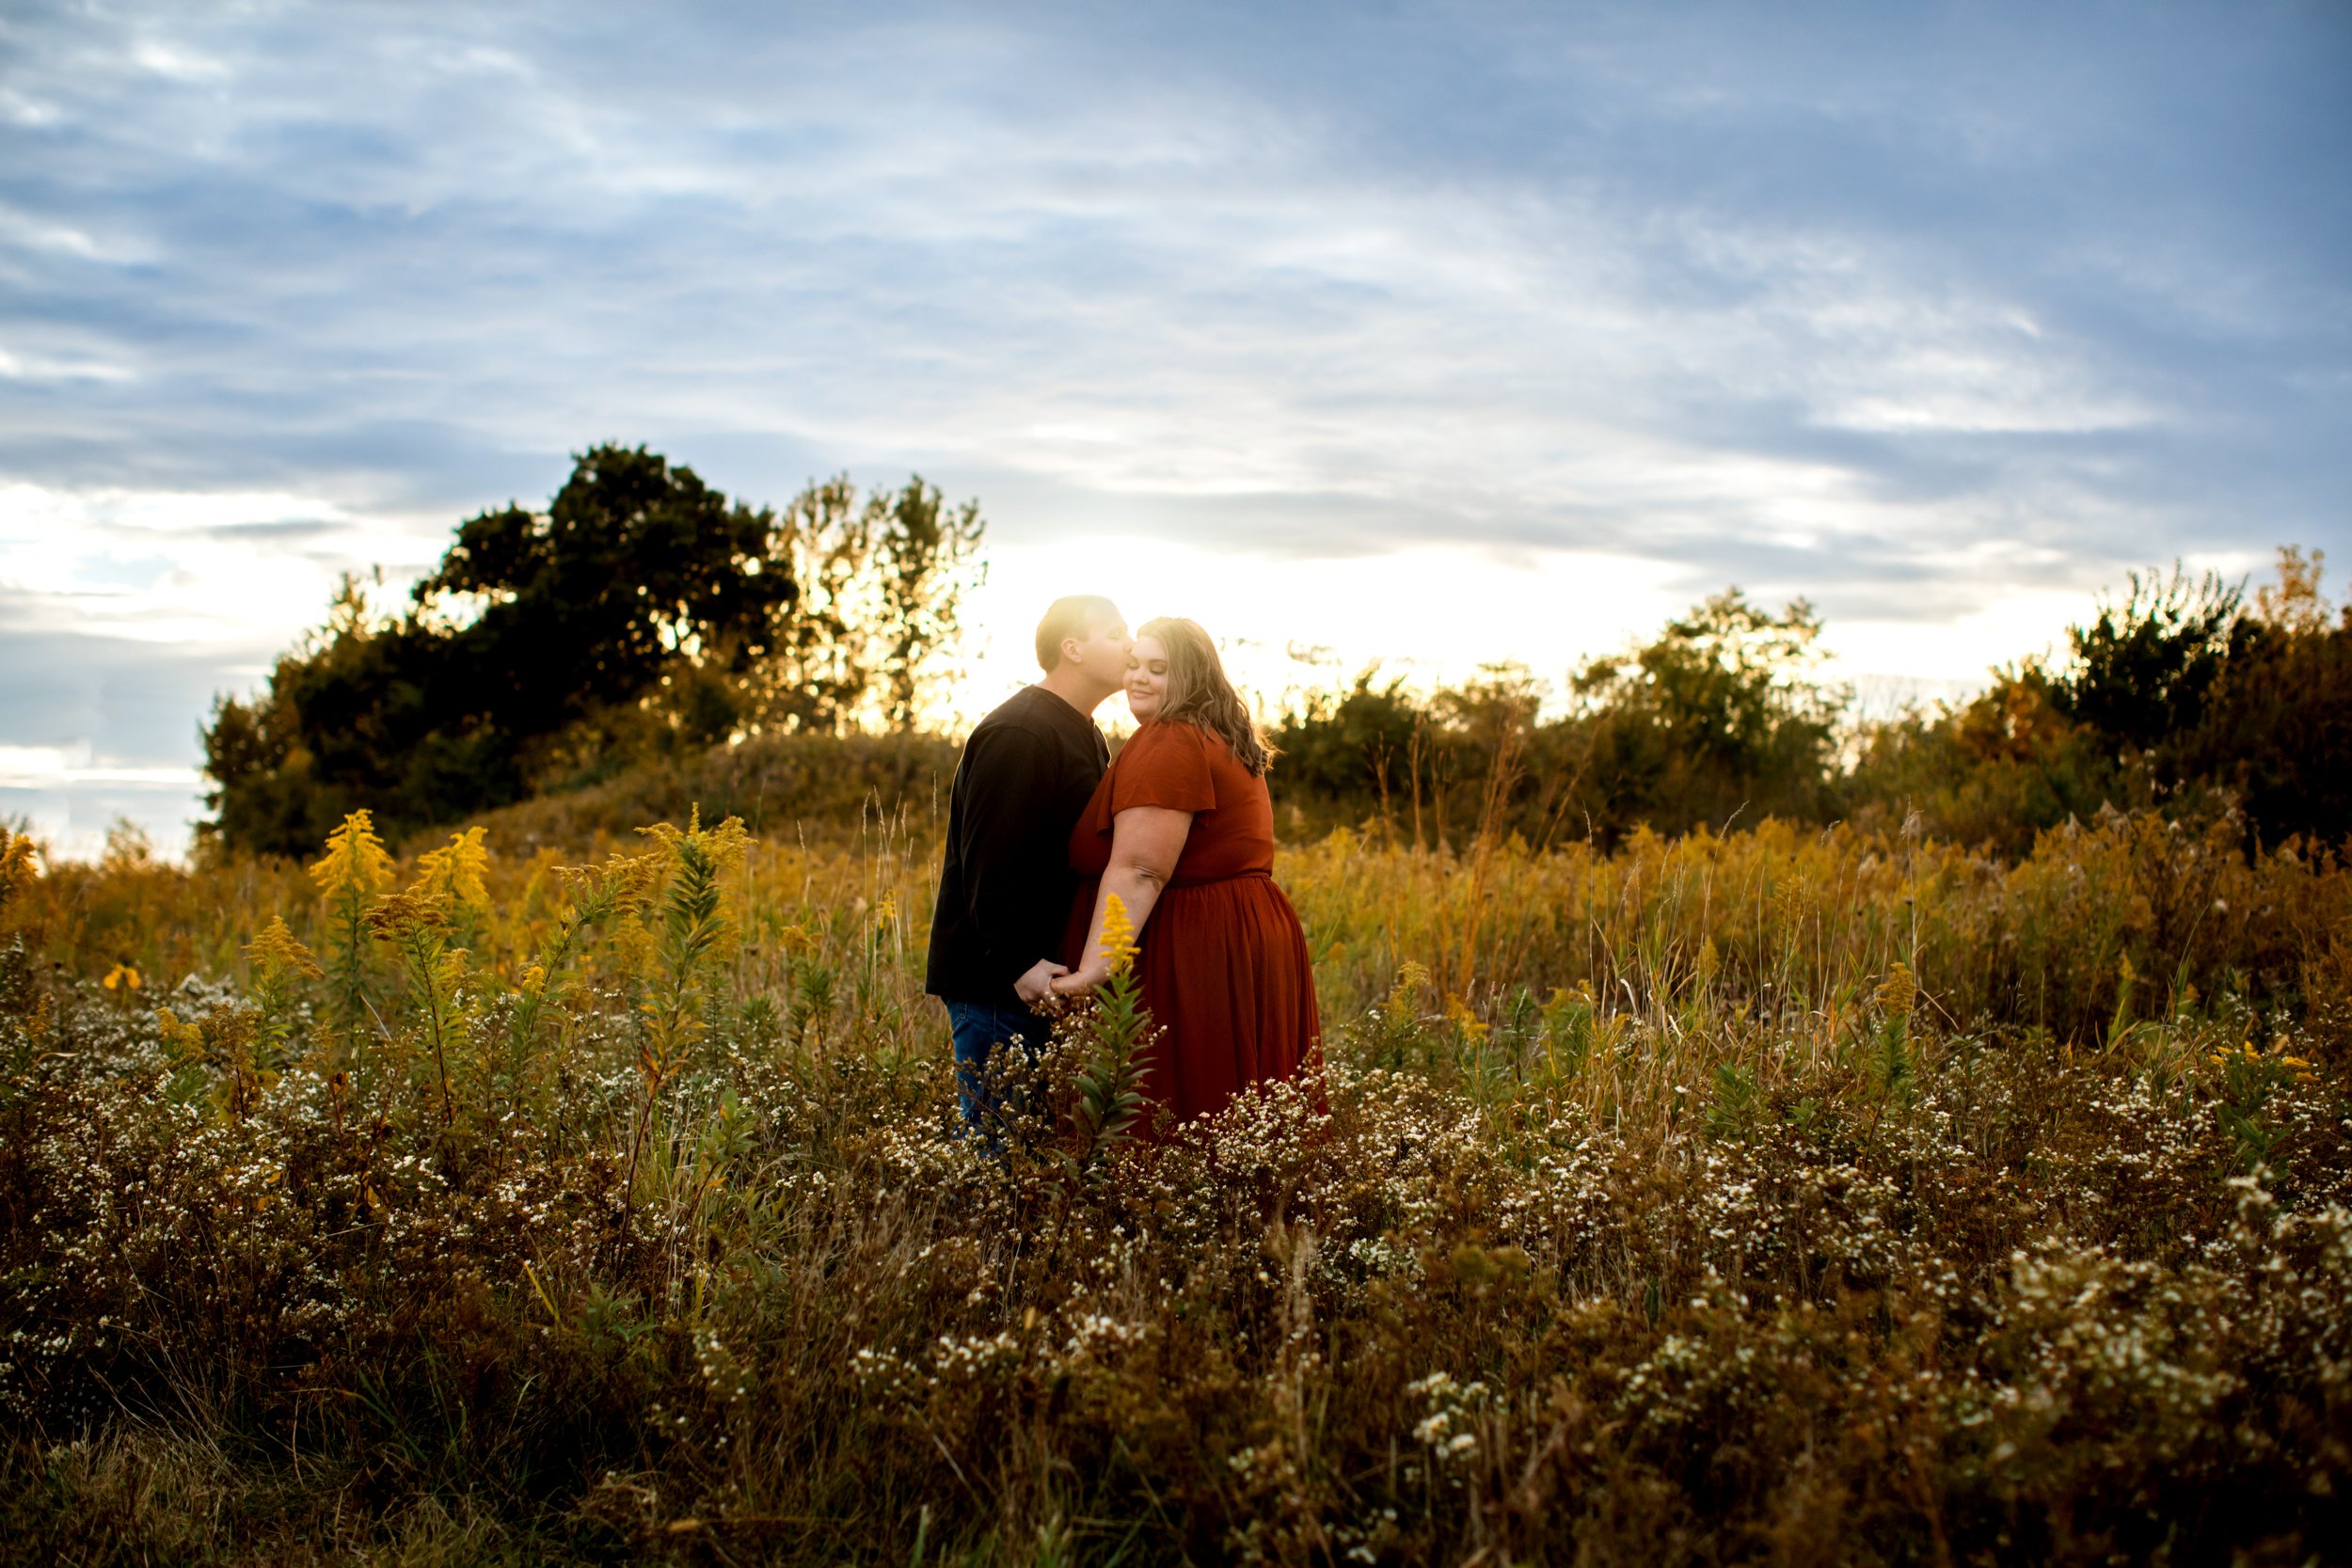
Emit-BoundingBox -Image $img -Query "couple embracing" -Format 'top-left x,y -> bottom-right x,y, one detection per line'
924,595 -> 1321,1138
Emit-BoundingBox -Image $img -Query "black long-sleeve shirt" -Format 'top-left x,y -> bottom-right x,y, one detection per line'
925,686 -> 1109,1007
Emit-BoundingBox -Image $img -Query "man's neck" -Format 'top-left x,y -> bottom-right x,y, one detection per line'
1035,667 -> 1113,718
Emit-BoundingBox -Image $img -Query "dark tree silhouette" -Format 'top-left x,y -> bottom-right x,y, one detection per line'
201,445 -> 984,855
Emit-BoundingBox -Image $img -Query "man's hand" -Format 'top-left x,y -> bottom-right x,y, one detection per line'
1013,958 -> 1070,1006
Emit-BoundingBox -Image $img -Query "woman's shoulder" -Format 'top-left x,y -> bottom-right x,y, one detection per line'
1127,719 -> 1211,756
1108,720 -> 1218,812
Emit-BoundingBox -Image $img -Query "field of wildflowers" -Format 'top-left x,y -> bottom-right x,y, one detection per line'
1,797 -> 2348,1564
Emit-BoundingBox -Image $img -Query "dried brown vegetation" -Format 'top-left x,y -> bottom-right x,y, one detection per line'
1,806 -> 2348,1565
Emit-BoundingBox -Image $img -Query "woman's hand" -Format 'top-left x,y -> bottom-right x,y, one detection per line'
1048,963 -> 1108,998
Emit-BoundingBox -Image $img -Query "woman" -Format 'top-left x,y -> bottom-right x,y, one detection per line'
1052,617 -> 1321,1127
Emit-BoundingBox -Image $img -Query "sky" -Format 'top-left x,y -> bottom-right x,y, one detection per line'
3,0 -> 2347,858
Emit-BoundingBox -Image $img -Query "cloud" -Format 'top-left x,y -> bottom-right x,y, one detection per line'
0,0 -> 2346,851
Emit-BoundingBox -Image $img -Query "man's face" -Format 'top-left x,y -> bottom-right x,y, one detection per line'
1067,617 -> 1132,690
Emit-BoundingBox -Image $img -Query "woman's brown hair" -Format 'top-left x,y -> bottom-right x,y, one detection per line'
1137,616 -> 1277,776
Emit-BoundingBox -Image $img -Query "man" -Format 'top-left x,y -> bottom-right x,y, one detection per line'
926,594 -> 1130,1135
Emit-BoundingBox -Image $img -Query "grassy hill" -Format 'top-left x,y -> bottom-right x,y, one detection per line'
448,730 -> 965,854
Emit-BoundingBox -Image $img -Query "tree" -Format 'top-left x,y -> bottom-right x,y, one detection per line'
1570,590 -> 1846,836
872,478 -> 988,731
1846,547 -> 2350,852
1271,667 -> 1425,816
755,475 -> 986,733
1267,594 -> 1850,849
201,446 -> 988,855
2057,565 -> 2242,756
414,443 -> 799,747
1843,662 -> 2112,856
2176,547 -> 2352,847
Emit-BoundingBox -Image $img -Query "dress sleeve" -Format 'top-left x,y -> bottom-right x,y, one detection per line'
1110,722 -> 1217,814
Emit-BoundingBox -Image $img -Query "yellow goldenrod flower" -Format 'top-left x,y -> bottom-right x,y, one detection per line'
1444,991 -> 1490,1044
245,915 -> 323,983
1384,960 -> 1430,1024
413,826 -> 491,914
1101,892 -> 1137,976
637,805 -> 753,874
310,810 -> 393,905
0,825 -> 40,910
1875,961 -> 1915,1021
361,889 -> 449,944
153,1006 -> 201,1059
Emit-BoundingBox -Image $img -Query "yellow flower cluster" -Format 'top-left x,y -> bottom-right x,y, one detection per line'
2209,1037 -> 2318,1084
309,809 -> 392,906
245,915 -> 323,983
1384,960 -> 1431,1026
1876,961 -> 1916,1022
1100,893 -> 1137,977
413,826 -> 491,916
638,803 -> 753,873
0,825 -> 38,912
1444,991 -> 1490,1044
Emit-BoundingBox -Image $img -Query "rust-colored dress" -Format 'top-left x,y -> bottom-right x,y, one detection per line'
1065,721 -> 1322,1128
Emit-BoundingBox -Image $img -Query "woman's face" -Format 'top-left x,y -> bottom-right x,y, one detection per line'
1124,635 -> 1169,722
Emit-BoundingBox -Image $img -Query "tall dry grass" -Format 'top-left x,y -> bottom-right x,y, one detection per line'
1,803 -> 2347,1564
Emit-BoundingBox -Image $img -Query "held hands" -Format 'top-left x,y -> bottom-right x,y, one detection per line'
1048,962 -> 1109,998
1013,958 -> 1069,1006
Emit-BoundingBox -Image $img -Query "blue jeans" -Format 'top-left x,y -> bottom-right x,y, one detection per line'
945,998 -> 1053,1141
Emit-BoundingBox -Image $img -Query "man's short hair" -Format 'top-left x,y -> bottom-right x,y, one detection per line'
1035,594 -> 1122,673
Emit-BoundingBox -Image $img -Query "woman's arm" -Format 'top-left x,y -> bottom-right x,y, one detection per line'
1052,805 -> 1191,993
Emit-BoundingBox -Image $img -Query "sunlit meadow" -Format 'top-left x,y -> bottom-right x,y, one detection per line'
2,752 -> 2348,1563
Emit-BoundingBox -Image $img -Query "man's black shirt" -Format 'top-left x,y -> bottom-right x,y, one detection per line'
925,685 -> 1109,1007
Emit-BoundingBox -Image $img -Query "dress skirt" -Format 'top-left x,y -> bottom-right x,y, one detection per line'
1077,869 -> 1322,1131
